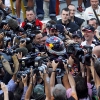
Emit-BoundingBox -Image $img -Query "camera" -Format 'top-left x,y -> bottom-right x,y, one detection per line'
33,56 -> 48,76
66,43 -> 84,58
3,48 -> 17,55
0,20 -> 8,28
20,38 -> 31,44
16,68 -> 30,79
67,43 -> 93,66
79,45 -> 93,66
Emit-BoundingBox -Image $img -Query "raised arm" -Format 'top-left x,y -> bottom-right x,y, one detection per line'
25,74 -> 36,100
44,69 -> 51,100
90,59 -> 100,89
1,82 -> 9,100
50,60 -> 59,95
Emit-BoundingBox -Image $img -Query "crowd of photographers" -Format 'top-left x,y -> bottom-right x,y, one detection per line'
0,0 -> 100,100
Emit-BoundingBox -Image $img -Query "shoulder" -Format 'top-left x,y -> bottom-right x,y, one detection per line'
20,21 -> 26,27
81,41 -> 86,46
67,21 -> 79,33
74,16 -> 84,21
57,19 -> 62,24
85,6 -> 92,11
68,21 -> 79,29
35,19 -> 43,23
74,16 -> 85,26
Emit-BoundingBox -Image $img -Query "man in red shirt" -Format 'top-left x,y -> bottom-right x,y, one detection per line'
21,7 -> 43,31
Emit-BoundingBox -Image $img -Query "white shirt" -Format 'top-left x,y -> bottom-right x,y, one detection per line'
81,41 -> 95,48
5,0 -> 11,7
83,6 -> 100,25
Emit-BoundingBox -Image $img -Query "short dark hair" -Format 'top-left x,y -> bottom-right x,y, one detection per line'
75,76 -> 88,99
88,18 -> 98,25
47,20 -> 56,25
26,7 -> 35,13
61,7 -> 69,13
34,30 -> 42,35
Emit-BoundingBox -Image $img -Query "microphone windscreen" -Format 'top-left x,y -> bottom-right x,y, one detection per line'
16,47 -> 28,56
8,19 -> 19,30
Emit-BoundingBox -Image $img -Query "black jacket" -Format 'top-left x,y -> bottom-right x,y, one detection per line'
57,19 -> 79,33
74,16 -> 84,27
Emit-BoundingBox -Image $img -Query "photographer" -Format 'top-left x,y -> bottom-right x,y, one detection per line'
87,56 -> 100,99
21,7 -> 43,31
50,60 -> 78,100
24,66 -> 51,100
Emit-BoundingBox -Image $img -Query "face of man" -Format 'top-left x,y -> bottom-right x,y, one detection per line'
33,33 -> 43,44
68,5 -> 76,18
73,37 -> 82,44
41,36 -> 48,45
49,29 -> 58,36
88,20 -> 98,29
26,10 -> 35,22
90,0 -> 99,9
83,30 -> 95,41
61,10 -> 70,23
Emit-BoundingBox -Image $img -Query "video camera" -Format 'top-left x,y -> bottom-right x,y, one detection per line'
67,43 -> 93,66
20,38 -> 31,45
24,20 -> 41,31
16,56 -> 48,79
66,43 -> 84,58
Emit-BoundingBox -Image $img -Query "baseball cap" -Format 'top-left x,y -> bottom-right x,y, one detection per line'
56,24 -> 64,33
82,25 -> 95,32
33,84 -> 45,100
72,31 -> 83,38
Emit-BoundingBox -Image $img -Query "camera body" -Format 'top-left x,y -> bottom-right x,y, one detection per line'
67,43 -> 84,58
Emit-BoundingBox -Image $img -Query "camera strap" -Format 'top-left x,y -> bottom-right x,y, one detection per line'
93,9 -> 100,25
84,65 -> 87,87
1,54 -> 19,75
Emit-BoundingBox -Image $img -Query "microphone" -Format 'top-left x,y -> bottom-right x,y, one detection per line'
16,47 -> 28,56
8,19 -> 19,31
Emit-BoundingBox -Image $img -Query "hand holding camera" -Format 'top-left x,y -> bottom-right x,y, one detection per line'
19,39 -> 26,48
21,74 -> 28,86
51,60 -> 59,71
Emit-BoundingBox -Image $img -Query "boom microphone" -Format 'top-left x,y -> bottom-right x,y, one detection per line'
16,47 -> 28,56
8,19 -> 19,31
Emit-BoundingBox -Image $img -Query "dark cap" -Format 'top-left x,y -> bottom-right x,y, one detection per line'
56,24 -> 64,33
82,25 -> 95,32
72,31 -> 83,38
